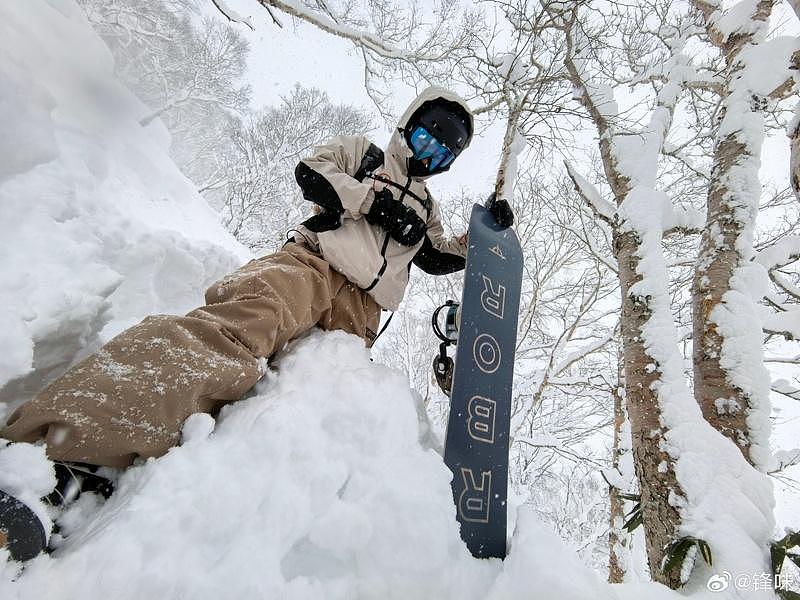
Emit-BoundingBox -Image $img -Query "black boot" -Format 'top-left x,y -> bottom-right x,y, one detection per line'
45,462 -> 115,507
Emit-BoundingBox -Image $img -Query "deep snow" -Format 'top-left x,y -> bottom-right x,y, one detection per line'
0,0 -> 248,417
0,332 -> 633,600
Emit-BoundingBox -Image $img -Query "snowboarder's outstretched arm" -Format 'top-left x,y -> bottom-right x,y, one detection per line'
413,199 -> 467,275
294,135 -> 377,221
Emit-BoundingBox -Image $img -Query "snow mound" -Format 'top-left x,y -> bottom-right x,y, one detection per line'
0,332 -> 624,600
0,0 -> 248,413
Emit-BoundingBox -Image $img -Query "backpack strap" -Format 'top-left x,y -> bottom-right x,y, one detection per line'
421,190 -> 433,217
367,173 -> 432,220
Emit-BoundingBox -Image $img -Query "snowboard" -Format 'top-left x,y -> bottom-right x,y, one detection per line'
0,490 -> 47,562
443,203 -> 522,559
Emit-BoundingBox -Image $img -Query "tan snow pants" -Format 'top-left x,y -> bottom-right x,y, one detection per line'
1,243 -> 381,467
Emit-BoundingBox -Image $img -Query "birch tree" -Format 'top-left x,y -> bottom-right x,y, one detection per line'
559,0 -> 777,589
562,6 -> 694,585
690,0 -> 799,468
787,0 -> 800,199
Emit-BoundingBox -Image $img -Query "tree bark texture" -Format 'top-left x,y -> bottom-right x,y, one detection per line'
691,0 -> 775,467
692,135 -> 755,460
608,352 -> 629,584
614,229 -> 683,589
787,1 -> 800,201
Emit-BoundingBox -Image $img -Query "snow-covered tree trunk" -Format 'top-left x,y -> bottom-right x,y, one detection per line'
690,0 -> 780,469
614,234 -> 687,589
564,15 -> 690,586
791,110 -> 800,198
563,1 -> 780,592
607,351 -> 632,583
563,3 -> 783,587
788,0 -> 800,200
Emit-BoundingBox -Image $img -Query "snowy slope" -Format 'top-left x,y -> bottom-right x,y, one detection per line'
0,332 -> 636,600
0,0 -> 249,416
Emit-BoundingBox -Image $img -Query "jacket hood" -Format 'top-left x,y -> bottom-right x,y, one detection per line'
387,86 -> 474,180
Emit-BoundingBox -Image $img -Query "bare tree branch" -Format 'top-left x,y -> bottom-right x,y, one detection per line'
209,0 -> 255,30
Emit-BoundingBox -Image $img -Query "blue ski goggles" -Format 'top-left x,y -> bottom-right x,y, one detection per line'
409,126 -> 456,172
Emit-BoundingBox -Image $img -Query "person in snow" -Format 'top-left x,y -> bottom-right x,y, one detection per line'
1,86 -> 512,474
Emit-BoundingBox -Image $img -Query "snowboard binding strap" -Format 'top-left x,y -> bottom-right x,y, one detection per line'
432,300 -> 459,396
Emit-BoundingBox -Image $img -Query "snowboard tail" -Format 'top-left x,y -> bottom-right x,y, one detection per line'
0,490 -> 47,562
443,204 -> 522,559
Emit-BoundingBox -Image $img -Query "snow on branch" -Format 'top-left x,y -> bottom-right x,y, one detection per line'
756,235 -> 800,270
636,72 -> 724,95
764,354 -> 800,364
563,16 -> 618,136
663,206 -> 705,237
692,0 -> 774,49
255,0 -> 428,60
772,378 -> 800,401
739,37 -> 800,100
772,271 -> 800,302
771,447 -> 800,472
631,48 -> 724,95
210,0 -> 256,30
564,160 -> 617,225
764,310 -> 800,340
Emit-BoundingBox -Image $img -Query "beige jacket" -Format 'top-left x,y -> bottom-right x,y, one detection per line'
294,87 -> 473,310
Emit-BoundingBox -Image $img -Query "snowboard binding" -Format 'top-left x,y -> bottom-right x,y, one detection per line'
431,300 -> 460,396
46,462 -> 115,506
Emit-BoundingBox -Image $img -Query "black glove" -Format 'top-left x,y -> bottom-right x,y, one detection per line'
366,188 -> 427,246
486,192 -> 514,228
302,208 -> 342,233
